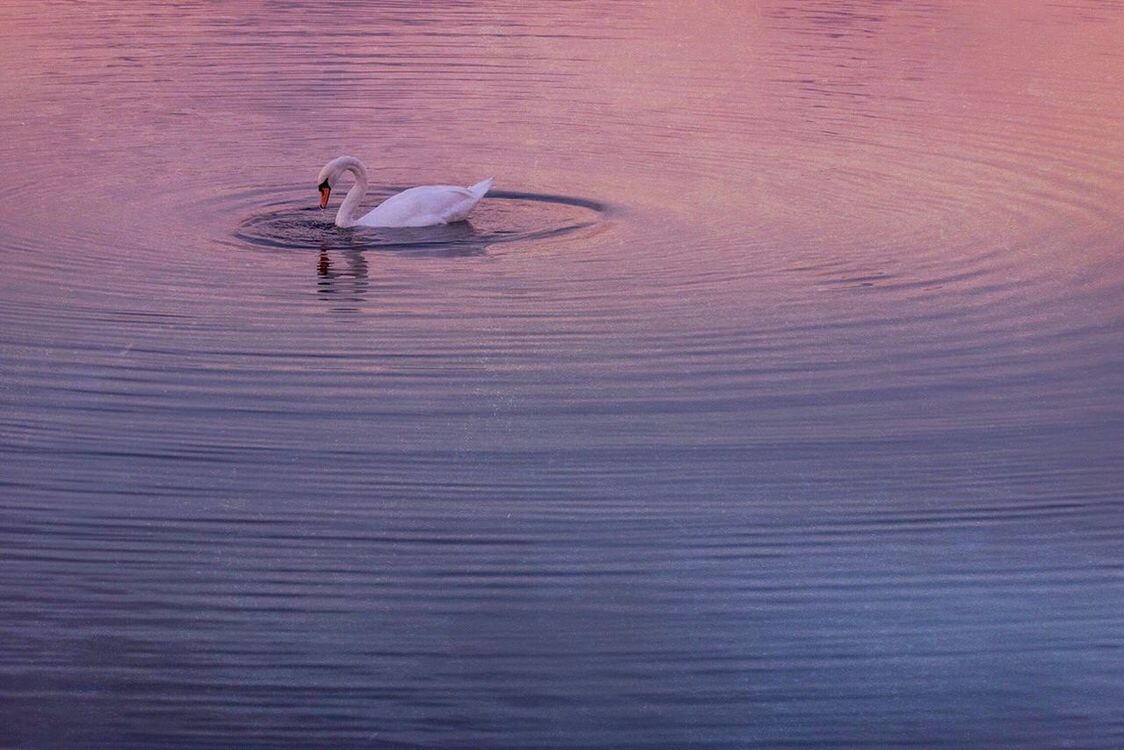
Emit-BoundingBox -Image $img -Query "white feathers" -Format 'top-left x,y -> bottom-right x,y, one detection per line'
318,156 -> 492,229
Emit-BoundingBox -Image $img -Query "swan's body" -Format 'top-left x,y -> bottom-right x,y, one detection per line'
317,155 -> 492,229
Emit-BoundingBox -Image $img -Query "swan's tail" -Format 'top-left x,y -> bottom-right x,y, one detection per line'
468,177 -> 494,199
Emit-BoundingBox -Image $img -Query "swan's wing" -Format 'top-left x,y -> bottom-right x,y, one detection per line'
356,184 -> 488,228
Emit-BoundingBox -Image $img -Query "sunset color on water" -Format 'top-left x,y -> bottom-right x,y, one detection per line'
1,1 -> 1122,746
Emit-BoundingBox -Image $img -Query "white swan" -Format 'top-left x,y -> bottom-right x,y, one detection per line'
317,155 -> 493,228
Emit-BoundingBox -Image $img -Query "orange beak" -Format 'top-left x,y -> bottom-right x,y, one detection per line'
319,185 -> 331,209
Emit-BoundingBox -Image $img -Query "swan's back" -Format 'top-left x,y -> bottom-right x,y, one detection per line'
356,178 -> 493,228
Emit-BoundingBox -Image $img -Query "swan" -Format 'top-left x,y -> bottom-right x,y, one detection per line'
316,155 -> 493,228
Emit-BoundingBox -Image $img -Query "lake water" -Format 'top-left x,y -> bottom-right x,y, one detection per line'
1,1 -> 1122,746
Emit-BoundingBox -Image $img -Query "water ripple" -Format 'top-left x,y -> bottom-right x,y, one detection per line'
229,188 -> 608,253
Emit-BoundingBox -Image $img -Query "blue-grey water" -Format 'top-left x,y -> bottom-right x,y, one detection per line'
1,1 -> 1122,747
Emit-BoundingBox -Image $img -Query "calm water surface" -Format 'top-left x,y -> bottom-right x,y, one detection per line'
2,1 -> 1122,746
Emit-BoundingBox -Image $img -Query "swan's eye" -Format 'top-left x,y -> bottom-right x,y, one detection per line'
318,180 -> 330,191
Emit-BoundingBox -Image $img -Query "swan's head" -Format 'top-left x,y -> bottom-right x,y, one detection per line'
316,155 -> 366,209
316,162 -> 337,209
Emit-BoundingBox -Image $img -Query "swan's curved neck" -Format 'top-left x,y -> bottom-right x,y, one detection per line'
335,160 -> 369,228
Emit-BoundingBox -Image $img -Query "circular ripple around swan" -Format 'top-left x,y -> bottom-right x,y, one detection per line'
231,189 -> 609,254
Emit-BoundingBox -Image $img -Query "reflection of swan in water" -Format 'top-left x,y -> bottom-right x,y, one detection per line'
313,227 -> 490,311
316,246 -> 368,312
317,155 -> 492,229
